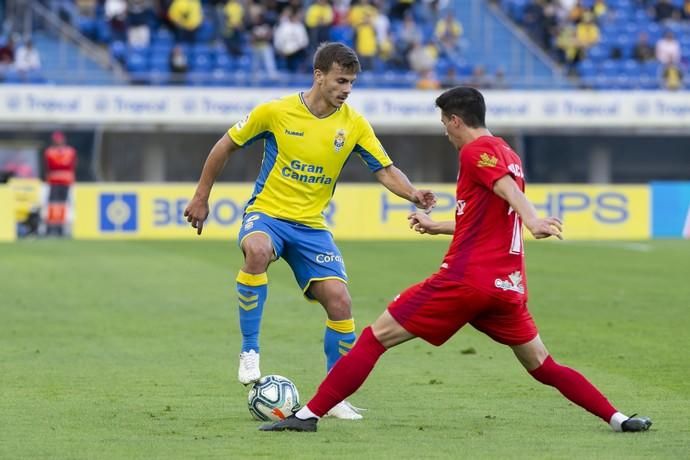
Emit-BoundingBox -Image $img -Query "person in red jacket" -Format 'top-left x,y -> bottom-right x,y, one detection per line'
44,131 -> 77,236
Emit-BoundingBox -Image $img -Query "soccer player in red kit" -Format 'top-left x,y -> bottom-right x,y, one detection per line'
260,87 -> 652,433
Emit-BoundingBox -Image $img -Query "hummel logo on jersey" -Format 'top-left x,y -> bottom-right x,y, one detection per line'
285,129 -> 304,136
494,271 -> 525,294
235,114 -> 249,130
477,153 -> 498,168
456,200 -> 466,216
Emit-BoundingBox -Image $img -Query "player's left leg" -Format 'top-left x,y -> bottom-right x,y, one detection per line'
260,311 -> 415,432
309,279 -> 363,420
512,335 -> 652,432
283,228 -> 363,419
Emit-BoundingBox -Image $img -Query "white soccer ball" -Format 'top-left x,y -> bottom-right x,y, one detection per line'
247,375 -> 300,421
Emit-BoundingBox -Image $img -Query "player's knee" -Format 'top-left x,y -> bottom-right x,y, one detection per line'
325,291 -> 352,320
242,240 -> 273,267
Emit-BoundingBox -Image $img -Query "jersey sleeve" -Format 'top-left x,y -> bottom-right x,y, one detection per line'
227,102 -> 272,147
352,116 -> 393,173
462,144 -> 510,190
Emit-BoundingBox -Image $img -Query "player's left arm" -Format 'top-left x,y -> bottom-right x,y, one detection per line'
374,165 -> 436,211
493,175 -> 563,240
355,115 -> 435,210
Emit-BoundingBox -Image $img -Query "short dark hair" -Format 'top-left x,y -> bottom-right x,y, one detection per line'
313,42 -> 361,74
435,87 -> 486,128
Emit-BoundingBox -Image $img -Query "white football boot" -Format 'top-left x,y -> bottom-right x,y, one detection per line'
238,350 -> 261,385
326,400 -> 364,420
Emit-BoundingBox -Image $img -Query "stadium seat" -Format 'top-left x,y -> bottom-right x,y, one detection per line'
126,52 -> 148,73
577,59 -> 598,79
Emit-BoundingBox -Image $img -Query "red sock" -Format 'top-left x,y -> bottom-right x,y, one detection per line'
529,355 -> 617,422
306,326 -> 387,417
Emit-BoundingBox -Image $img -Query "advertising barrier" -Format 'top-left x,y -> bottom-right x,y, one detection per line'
4,86 -> 690,129
73,184 -> 650,241
0,186 -> 16,242
652,182 -> 690,239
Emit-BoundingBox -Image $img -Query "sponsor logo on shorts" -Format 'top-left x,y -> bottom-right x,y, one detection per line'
244,214 -> 260,231
316,252 -> 343,264
494,270 -> 524,294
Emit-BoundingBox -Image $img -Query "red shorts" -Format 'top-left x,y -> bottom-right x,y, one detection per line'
387,274 -> 538,346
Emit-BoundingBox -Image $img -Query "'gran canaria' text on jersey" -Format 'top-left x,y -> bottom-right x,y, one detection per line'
282,160 -> 333,184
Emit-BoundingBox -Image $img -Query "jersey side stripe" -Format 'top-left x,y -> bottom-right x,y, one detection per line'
246,133 -> 279,210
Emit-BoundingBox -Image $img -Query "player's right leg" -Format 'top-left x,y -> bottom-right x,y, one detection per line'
511,335 -> 652,432
236,214 -> 282,385
260,311 -> 414,432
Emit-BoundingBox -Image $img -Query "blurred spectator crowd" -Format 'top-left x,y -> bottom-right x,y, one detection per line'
26,0 -> 484,88
502,0 -> 690,90
0,36 -> 43,82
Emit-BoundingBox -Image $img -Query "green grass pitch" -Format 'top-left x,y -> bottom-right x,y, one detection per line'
1,240 -> 689,459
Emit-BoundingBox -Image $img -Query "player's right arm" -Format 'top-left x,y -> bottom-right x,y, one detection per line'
493,175 -> 563,240
184,134 -> 241,235
185,102 -> 272,235
408,211 -> 455,235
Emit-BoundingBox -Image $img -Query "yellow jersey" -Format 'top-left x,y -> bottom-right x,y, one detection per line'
228,93 -> 392,229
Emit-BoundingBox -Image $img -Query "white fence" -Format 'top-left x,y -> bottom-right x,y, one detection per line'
2,86 -> 690,130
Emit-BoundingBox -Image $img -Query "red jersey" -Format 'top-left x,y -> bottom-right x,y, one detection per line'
44,145 -> 77,185
440,136 -> 527,303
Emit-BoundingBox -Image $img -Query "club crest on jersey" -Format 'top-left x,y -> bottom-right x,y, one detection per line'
334,129 -> 346,152
494,271 -> 525,294
477,153 -> 498,168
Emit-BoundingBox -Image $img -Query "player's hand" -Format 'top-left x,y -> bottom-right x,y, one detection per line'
412,189 -> 436,213
408,211 -> 441,235
184,196 -> 210,235
525,216 -> 563,240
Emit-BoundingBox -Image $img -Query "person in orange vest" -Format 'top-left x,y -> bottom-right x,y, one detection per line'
44,131 -> 77,236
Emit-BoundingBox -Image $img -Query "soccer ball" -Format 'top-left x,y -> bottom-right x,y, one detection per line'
247,375 -> 300,421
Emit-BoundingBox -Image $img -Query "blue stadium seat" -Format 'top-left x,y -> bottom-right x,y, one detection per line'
126,52 -> 148,72
622,59 -> 640,75
577,59 -> 598,78
192,43 -> 213,57
96,20 -> 111,43
600,59 -> 619,77
642,60 -> 661,77
149,69 -> 171,85
196,20 -> 216,43
214,52 -> 234,71
149,43 -> 173,57
637,75 -> 659,90
329,26 -> 354,47
191,53 -> 212,72
588,44 -> 608,63
110,41 -> 126,62
3,68 -> 21,83
153,27 -> 174,46
150,53 -> 170,72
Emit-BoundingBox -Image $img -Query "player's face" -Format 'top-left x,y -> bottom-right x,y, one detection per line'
441,114 -> 460,149
317,63 -> 357,108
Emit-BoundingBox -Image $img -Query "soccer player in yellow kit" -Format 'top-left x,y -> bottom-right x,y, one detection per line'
184,42 -> 436,419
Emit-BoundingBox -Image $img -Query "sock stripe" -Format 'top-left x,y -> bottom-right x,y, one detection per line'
236,270 -> 268,286
326,318 -> 355,334
238,292 -> 258,302
239,301 -> 259,311
338,340 -> 354,349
